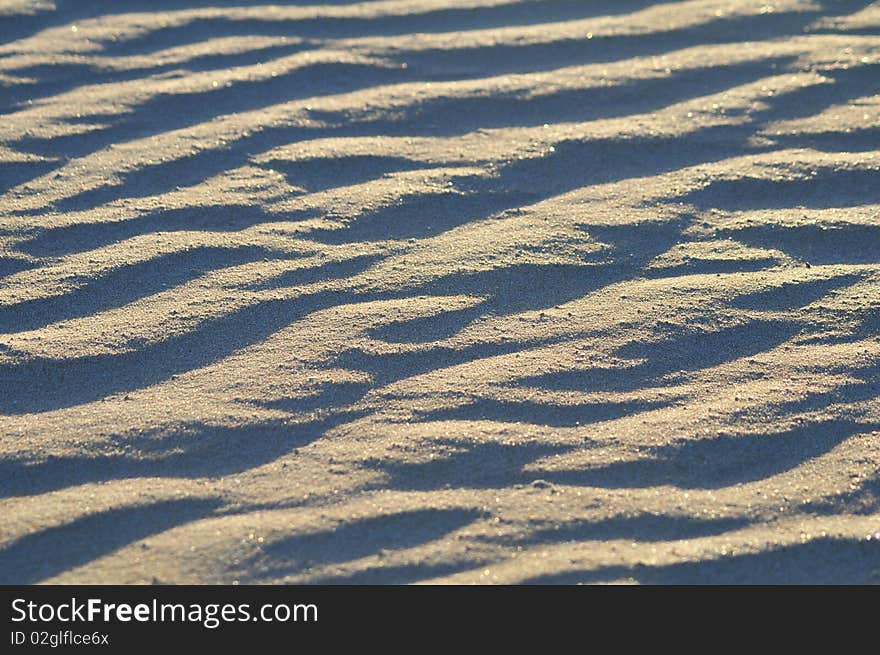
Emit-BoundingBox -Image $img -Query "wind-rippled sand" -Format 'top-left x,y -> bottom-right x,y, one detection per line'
1,0 -> 879,584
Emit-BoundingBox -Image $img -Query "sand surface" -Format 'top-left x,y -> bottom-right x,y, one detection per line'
1,0 -> 879,584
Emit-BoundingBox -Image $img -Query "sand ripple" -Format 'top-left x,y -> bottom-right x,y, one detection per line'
1,0 -> 878,584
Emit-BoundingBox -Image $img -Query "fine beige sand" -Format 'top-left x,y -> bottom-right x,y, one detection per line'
1,0 -> 879,584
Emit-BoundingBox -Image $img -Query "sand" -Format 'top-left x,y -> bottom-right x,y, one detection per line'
0,0 -> 878,584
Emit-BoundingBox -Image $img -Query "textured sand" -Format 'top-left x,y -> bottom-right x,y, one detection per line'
1,0 -> 879,584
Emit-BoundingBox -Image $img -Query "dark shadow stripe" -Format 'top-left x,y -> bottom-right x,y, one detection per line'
0,498 -> 222,584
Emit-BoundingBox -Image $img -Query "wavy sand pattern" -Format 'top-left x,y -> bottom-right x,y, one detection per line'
1,0 -> 879,584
